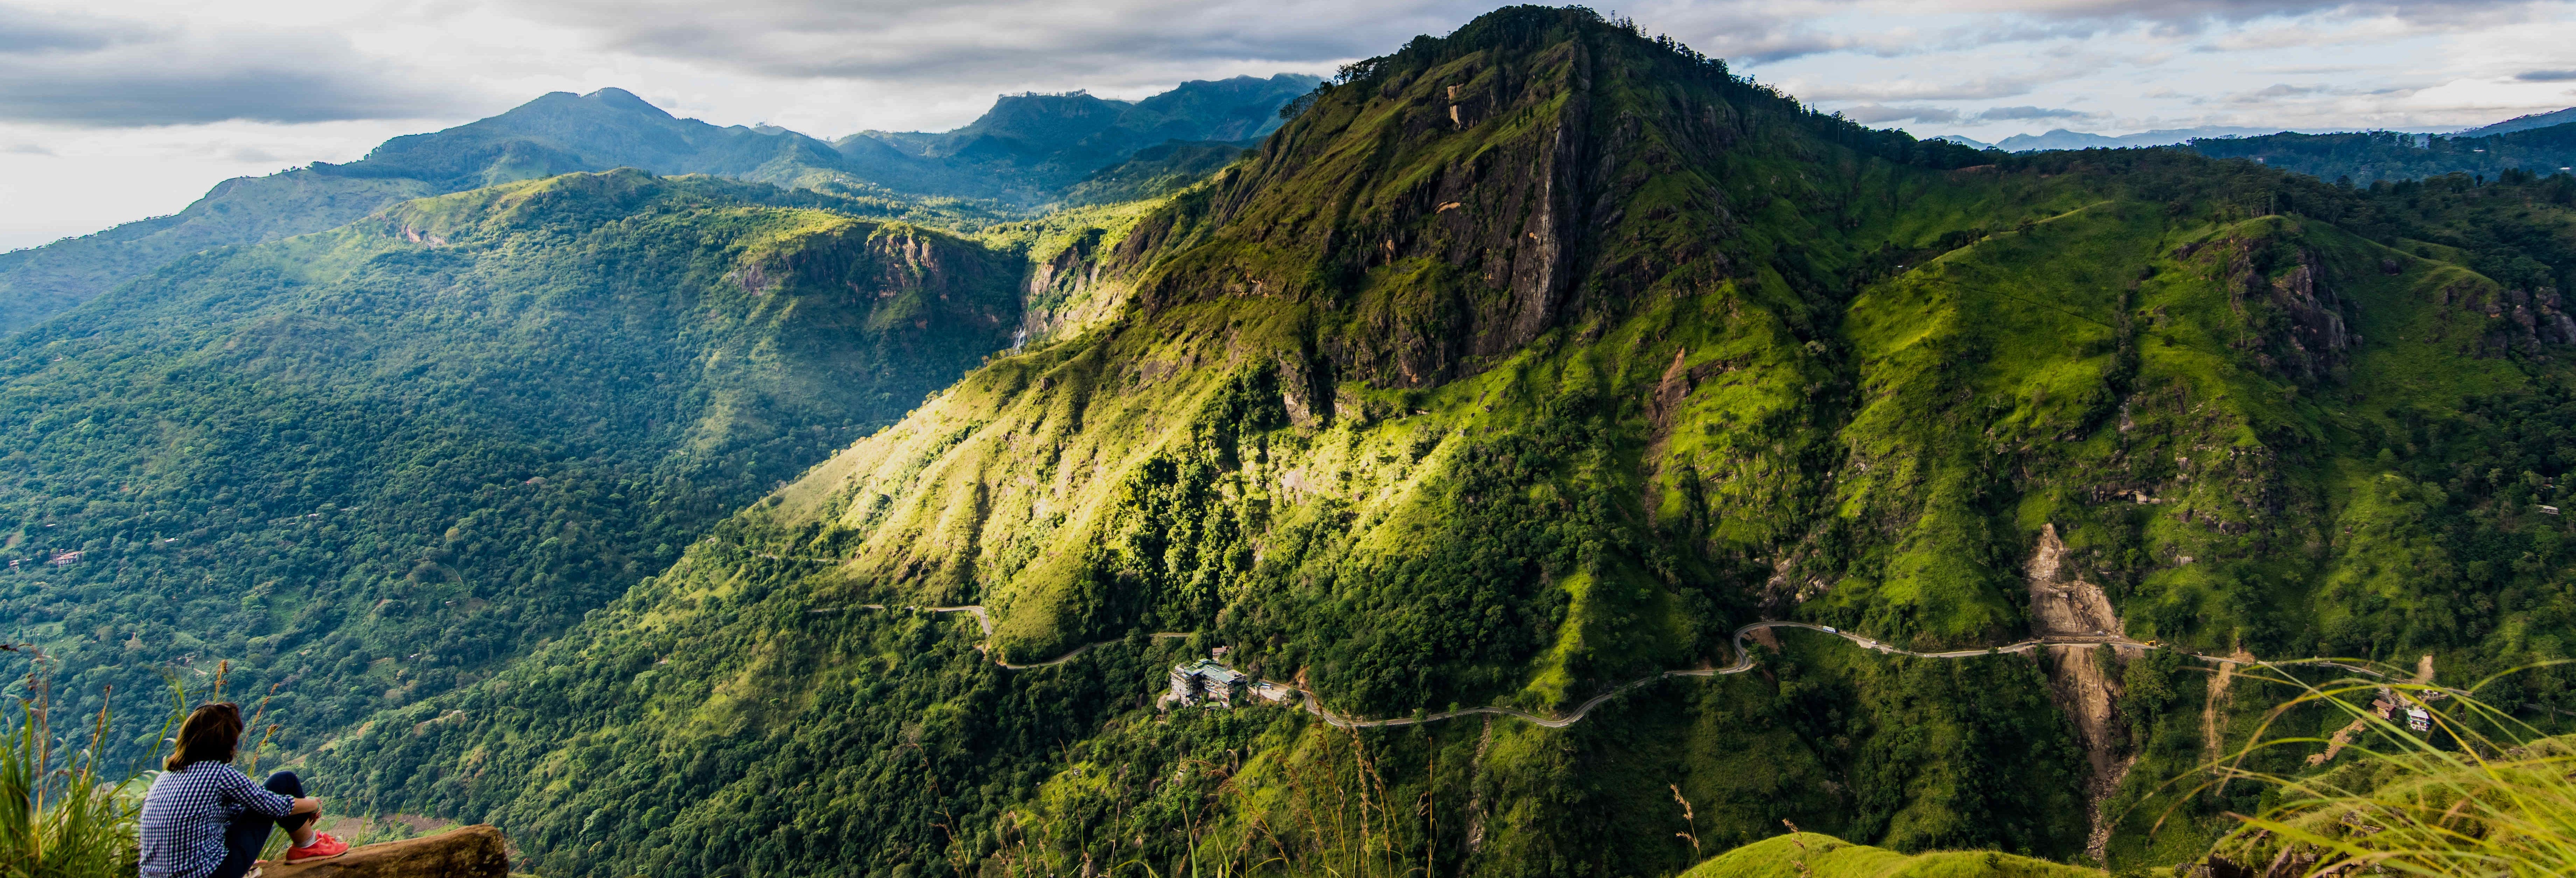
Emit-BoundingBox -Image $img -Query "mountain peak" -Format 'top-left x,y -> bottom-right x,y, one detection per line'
582,87 -> 673,118
1125,3 -> 1978,386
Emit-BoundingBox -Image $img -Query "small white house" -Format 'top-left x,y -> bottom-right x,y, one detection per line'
2406,707 -> 2432,732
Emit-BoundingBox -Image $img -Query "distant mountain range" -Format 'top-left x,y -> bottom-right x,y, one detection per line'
842,74 -> 1315,200
1937,106 -> 2576,155
0,75 -> 1318,336
1937,126 -> 2355,152
1925,107 -> 2576,184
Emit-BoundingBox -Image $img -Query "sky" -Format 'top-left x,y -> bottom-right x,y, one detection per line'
4,0 -> 2574,251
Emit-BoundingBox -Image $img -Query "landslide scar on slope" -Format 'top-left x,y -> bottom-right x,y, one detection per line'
2025,522 -> 2135,862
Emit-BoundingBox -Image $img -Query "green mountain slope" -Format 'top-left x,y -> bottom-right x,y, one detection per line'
293,8 -> 2576,878
0,170 -> 1021,763
1057,139 -> 1260,206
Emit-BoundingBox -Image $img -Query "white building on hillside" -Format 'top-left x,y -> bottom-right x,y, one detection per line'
1167,659 -> 1247,707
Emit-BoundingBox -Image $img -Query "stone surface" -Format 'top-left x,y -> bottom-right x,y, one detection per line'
262,824 -> 508,878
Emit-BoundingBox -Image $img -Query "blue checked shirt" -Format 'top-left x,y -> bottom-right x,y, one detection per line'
138,763 -> 296,878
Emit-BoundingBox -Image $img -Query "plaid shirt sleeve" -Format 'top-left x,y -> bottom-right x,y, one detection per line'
218,766 -> 296,817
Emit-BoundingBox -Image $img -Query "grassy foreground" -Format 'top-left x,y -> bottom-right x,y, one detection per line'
2204,678 -> 2576,878
1681,833 -> 2101,878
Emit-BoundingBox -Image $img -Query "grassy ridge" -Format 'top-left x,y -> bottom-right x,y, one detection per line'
1682,833 -> 2102,878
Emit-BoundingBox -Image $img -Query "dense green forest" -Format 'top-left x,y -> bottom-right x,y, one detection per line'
308,7 -> 2576,878
0,171 -> 1025,764
2183,124 -> 2576,186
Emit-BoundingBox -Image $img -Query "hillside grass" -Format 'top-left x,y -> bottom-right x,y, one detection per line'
1682,832 -> 2103,878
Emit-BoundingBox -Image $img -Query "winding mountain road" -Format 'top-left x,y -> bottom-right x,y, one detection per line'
815,603 -> 2437,730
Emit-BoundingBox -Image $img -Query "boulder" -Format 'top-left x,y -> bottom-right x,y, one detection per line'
261,824 -> 508,878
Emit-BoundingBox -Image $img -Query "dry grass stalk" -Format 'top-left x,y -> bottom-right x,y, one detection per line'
2194,661 -> 2576,878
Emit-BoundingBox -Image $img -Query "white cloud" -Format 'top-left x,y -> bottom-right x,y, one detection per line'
1794,74 -> 2044,101
1839,104 -> 1964,123
493,0 -> 1471,83
0,3 -> 485,126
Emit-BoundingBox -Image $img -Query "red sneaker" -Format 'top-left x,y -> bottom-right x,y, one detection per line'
284,832 -> 350,862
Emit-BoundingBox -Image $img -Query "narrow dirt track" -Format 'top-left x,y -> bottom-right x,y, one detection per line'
814,603 -> 2440,730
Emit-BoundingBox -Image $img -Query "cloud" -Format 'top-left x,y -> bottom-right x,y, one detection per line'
2519,70 -> 2576,82
2233,82 -> 2328,101
1976,105 -> 2090,120
1837,104 -> 1964,124
1827,102 -> 2095,125
503,0 -> 1498,83
0,5 -> 484,127
0,8 -> 142,53
1799,74 -> 2042,101
1960,0 -> 2534,31
2,142 -> 52,155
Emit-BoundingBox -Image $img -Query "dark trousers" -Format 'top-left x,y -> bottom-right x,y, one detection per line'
207,771 -> 314,878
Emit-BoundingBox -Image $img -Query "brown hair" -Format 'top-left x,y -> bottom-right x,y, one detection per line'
166,702 -> 243,771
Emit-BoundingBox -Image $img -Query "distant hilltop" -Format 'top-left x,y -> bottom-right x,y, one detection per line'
2456,106 -> 2576,137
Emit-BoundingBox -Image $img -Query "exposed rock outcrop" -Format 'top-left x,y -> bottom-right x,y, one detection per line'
264,825 -> 509,878
2451,282 -> 2576,355
2027,524 -> 2122,639
2200,236 -> 2355,383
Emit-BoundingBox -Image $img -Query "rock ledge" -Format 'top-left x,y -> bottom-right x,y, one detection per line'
263,824 -> 507,878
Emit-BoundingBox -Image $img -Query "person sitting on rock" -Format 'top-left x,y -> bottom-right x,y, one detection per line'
139,702 -> 350,878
